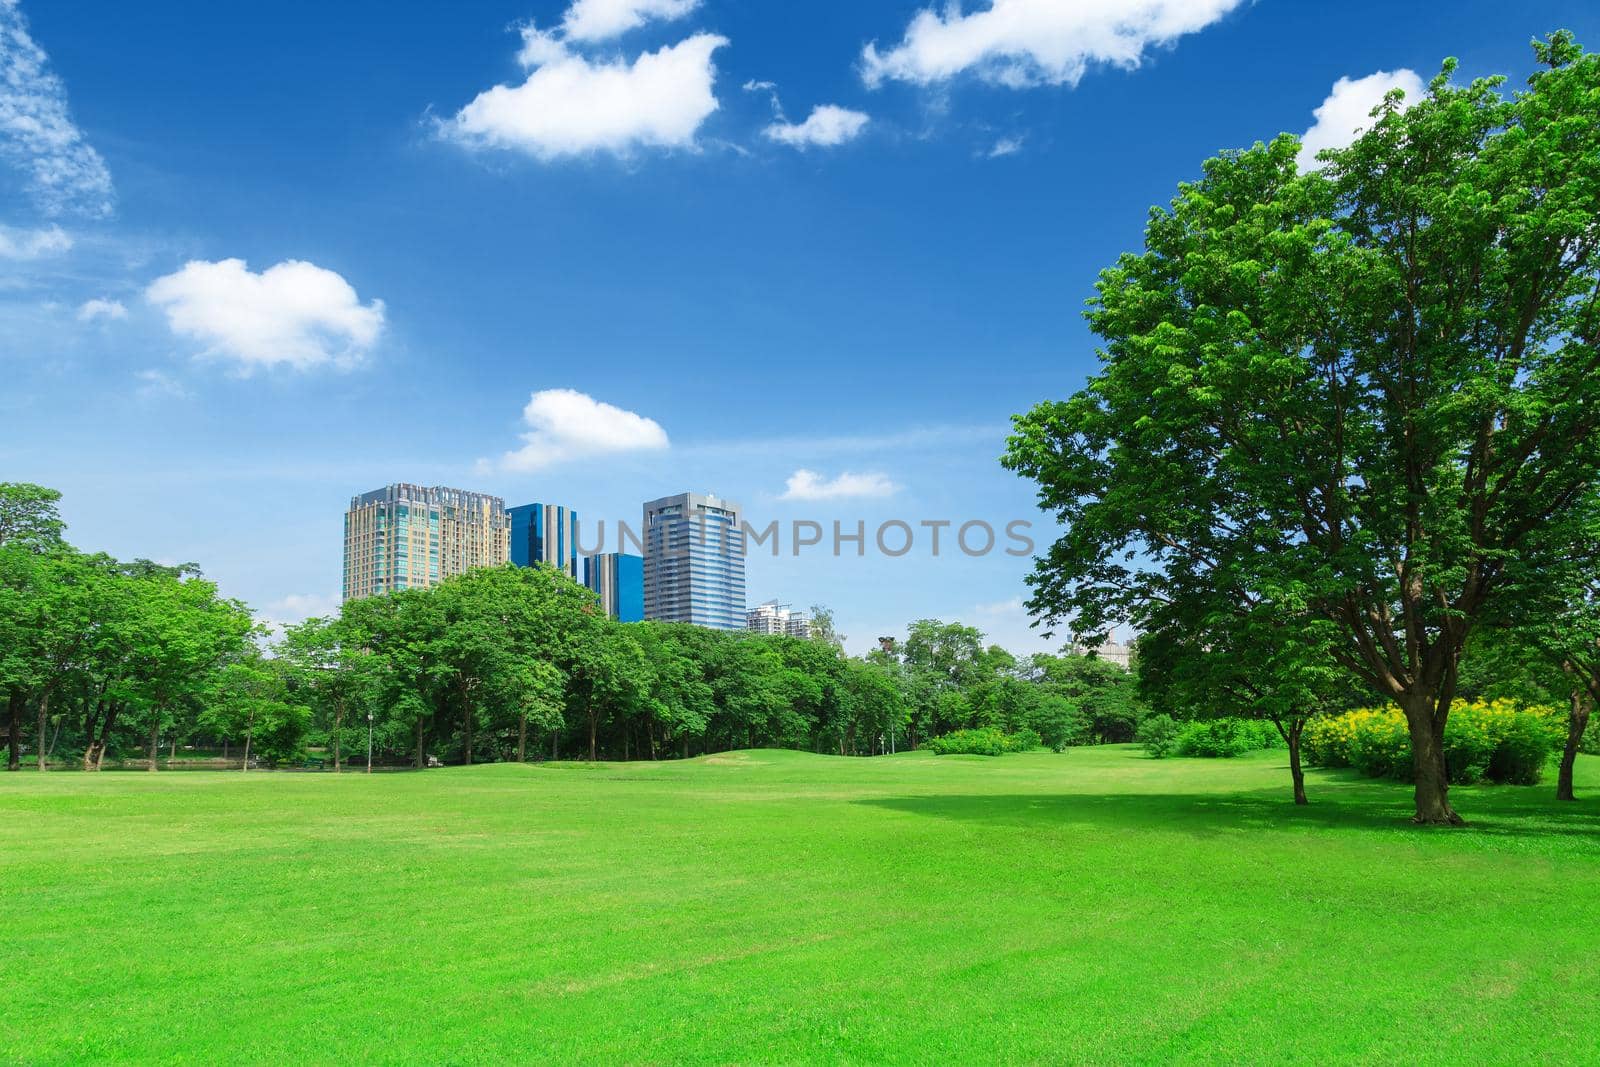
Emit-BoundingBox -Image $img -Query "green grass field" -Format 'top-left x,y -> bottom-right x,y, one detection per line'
5,747 -> 1599,1064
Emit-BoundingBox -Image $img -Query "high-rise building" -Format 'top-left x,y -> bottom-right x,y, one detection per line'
642,492 -> 746,630
508,502 -> 579,579
584,552 -> 644,622
343,484 -> 509,601
746,600 -> 811,638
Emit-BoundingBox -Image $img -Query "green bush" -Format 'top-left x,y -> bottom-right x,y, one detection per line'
1004,726 -> 1044,752
926,728 -> 1007,756
1302,701 -> 1562,785
926,727 -> 1042,756
1173,718 -> 1281,758
1137,714 -> 1181,759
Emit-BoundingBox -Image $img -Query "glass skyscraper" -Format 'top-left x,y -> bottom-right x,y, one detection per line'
583,552 -> 644,622
642,492 -> 746,630
508,502 -> 579,579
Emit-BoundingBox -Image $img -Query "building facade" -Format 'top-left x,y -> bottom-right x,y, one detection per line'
343,484 -> 509,601
746,600 -> 811,638
508,502 -> 580,579
583,552 -> 645,622
642,492 -> 746,630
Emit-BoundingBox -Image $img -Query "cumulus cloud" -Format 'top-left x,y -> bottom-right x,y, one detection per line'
1297,69 -> 1425,170
0,221 -> 69,258
562,0 -> 701,42
764,105 -> 869,149
0,0 -> 114,217
494,388 -> 669,471
780,469 -> 899,501
76,296 -> 125,321
145,258 -> 385,372
861,0 -> 1246,89
441,26 -> 727,160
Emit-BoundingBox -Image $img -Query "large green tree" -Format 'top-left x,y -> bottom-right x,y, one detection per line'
1005,34 -> 1600,824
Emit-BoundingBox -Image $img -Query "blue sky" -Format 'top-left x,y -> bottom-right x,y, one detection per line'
4,0 -> 1597,653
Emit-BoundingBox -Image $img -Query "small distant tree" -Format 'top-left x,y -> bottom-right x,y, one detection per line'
1138,592 -> 1359,804
203,657 -> 310,769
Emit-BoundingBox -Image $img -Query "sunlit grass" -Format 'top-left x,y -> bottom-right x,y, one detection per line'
4,747 -> 1598,1063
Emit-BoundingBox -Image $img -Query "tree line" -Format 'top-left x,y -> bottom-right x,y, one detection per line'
1,482 -> 1145,772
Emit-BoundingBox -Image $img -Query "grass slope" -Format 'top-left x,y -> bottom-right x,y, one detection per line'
4,748 -> 1599,1064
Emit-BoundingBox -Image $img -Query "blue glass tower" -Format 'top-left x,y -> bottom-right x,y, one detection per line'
583,552 -> 644,622
507,502 -> 579,579
642,492 -> 745,630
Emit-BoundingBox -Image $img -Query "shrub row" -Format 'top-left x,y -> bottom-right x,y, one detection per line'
926,727 -> 1042,756
1139,715 -> 1283,759
1301,700 -> 1562,785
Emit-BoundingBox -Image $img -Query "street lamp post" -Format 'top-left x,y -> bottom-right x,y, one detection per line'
366,712 -> 374,774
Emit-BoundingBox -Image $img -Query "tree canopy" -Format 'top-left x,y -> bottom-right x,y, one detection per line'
1005,33 -> 1600,823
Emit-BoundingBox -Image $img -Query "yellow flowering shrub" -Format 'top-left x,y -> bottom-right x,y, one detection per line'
1302,700 -> 1563,785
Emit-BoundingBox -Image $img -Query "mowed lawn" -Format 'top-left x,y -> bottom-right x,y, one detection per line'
4,748 -> 1600,1064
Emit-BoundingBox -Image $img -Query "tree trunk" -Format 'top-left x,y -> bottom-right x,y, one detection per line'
333,697 -> 344,773
37,689 -> 51,772
6,688 -> 22,771
1288,721 -> 1307,805
1556,689 -> 1592,802
415,716 -> 426,770
147,708 -> 161,772
1402,693 -> 1461,825
242,723 -> 253,771
84,699 -> 117,771
588,708 -> 597,762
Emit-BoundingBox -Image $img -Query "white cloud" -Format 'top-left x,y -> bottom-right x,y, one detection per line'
562,0 -> 701,42
0,222 -> 69,258
134,368 -> 189,401
862,0 -> 1246,89
267,592 -> 340,622
0,0 -> 114,217
780,469 -> 900,501
442,28 -> 727,160
974,596 -> 1025,617
764,105 -> 870,149
145,258 -> 385,372
258,592 -> 341,636
494,388 -> 669,471
1297,69 -> 1424,171
76,296 -> 125,321
986,135 -> 1023,158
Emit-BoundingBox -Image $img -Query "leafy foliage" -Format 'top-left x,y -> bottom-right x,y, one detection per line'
1303,701 -> 1563,785
1003,34 -> 1600,822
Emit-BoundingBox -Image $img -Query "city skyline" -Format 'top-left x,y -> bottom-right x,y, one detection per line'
6,1 -> 1596,654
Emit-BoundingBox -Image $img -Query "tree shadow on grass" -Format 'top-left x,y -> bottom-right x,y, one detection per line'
856,781 -> 1600,845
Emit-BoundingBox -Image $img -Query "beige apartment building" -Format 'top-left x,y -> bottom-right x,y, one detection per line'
343,484 -> 510,601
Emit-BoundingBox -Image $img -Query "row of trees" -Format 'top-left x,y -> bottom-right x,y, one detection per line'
270,587 -> 1146,769
1,482 -> 1146,772
1006,32 -> 1600,822
0,484 -> 277,771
